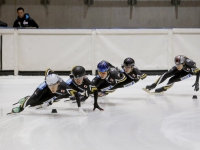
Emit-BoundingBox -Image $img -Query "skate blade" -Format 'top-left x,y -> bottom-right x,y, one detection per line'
7,112 -> 18,115
72,101 -> 85,103
64,98 -> 72,102
142,88 -> 164,94
54,100 -> 60,103
35,105 -> 47,110
150,92 -> 164,94
12,102 -> 19,105
142,88 -> 151,93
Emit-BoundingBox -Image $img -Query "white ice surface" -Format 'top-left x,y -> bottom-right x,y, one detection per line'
0,75 -> 200,150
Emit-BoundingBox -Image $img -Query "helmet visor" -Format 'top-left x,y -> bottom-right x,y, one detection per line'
48,82 -> 59,93
47,81 -> 59,87
98,68 -> 109,72
74,76 -> 84,79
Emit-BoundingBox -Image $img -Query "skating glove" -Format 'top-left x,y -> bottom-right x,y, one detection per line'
192,82 -> 199,91
115,67 -> 121,72
139,73 -> 147,80
93,103 -> 104,111
36,97 -> 56,109
98,92 -> 106,97
78,107 -> 87,116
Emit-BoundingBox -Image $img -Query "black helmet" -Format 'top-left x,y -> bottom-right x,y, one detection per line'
71,66 -> 86,78
174,55 -> 186,65
123,57 -> 135,67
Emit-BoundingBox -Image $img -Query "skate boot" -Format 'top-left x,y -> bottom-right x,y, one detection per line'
8,96 -> 29,115
146,83 -> 156,91
13,96 -> 30,106
7,106 -> 24,115
12,106 -> 24,113
155,87 -> 166,93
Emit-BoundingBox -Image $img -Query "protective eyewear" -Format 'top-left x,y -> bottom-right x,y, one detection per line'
48,82 -> 59,88
175,63 -> 183,66
123,65 -> 133,69
74,76 -> 84,79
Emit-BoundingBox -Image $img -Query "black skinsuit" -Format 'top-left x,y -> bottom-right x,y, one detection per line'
92,67 -> 127,94
66,75 -> 98,103
20,80 -> 81,111
147,58 -> 200,92
111,66 -> 147,89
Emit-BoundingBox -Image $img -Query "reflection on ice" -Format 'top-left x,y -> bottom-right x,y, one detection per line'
0,76 -> 199,150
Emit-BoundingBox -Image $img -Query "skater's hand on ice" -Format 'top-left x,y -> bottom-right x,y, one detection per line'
98,92 -> 106,97
93,103 -> 104,111
36,97 -> 54,109
36,102 -> 50,109
192,82 -> 199,91
78,107 -> 87,116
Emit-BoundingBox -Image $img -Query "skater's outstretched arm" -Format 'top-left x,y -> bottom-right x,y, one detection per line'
185,59 -> 200,91
84,78 -> 103,111
192,68 -> 200,91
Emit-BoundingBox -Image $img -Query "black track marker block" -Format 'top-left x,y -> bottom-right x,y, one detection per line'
51,109 -> 57,113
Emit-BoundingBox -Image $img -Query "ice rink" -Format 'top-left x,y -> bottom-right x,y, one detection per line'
0,75 -> 200,150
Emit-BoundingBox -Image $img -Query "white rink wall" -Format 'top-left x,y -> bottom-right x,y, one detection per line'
1,29 -> 200,75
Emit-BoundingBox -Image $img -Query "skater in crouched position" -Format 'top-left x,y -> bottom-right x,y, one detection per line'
109,57 -> 147,90
9,71 -> 86,115
92,60 -> 127,96
65,66 -> 104,111
144,55 -> 200,93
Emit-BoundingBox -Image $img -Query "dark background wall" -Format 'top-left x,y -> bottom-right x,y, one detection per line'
0,0 -> 200,28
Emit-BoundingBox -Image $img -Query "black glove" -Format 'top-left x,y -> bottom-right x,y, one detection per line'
93,103 -> 104,111
98,92 -> 107,97
140,73 -> 147,80
192,82 -> 199,91
115,67 -> 121,72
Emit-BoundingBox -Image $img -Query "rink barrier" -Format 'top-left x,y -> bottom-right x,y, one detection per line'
0,70 -> 14,76
18,70 -> 167,76
0,28 -> 200,76
0,69 -> 167,76
0,35 -> 2,70
94,70 -> 167,76
18,70 -> 93,76
140,70 -> 168,75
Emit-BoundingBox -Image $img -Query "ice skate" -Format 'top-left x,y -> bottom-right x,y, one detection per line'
12,96 -> 30,106
7,106 -> 23,115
